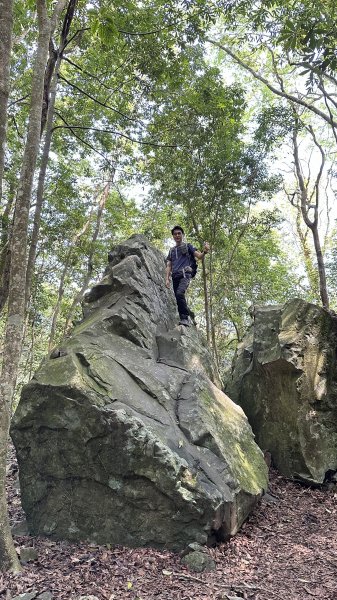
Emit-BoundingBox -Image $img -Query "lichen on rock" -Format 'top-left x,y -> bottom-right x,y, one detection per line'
11,235 -> 267,550
227,298 -> 337,484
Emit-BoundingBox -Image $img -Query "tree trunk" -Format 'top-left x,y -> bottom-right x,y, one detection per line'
25,57 -> 60,311
200,257 -> 211,344
187,210 -> 211,343
26,0 -> 78,310
63,181 -> 110,334
0,0 -> 67,572
0,181 -> 15,312
294,204 -> 320,301
49,213 -> 93,350
293,126 -> 329,309
0,411 -> 19,572
48,258 -> 70,351
208,249 -> 220,371
0,0 -> 14,203
312,226 -> 329,309
208,202 -> 221,366
0,0 -> 14,311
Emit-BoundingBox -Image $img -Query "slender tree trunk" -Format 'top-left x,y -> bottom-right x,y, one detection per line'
0,244 -> 10,311
0,179 -> 18,312
208,249 -> 220,371
0,0 -> 14,203
188,210 -> 211,343
0,0 -> 67,572
0,0 -> 14,312
208,203 -> 221,365
0,193 -> 14,312
21,310 -> 36,383
200,257 -> 211,344
48,259 -> 70,351
26,0 -> 78,309
63,181 -> 110,334
0,410 -> 17,572
25,53 -> 62,309
294,205 -> 319,300
312,226 -> 329,308
28,318 -> 36,381
293,126 -> 329,308
49,214 -> 93,350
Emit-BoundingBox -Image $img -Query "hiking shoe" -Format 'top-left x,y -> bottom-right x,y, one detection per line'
179,318 -> 190,326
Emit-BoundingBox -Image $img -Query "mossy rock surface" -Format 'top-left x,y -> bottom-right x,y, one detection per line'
181,550 -> 216,572
227,299 -> 337,484
11,235 -> 267,551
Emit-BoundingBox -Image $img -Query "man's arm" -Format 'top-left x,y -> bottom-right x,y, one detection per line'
165,260 -> 172,288
194,241 -> 210,260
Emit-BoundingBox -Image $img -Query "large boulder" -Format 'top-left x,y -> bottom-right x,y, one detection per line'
11,235 -> 267,551
227,298 -> 337,484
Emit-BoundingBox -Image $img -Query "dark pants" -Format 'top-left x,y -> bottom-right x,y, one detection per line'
172,274 -> 191,319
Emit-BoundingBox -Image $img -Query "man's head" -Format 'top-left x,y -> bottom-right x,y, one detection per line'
171,225 -> 184,245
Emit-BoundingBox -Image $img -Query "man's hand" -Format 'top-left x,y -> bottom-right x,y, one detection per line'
165,278 -> 171,289
194,243 -> 210,260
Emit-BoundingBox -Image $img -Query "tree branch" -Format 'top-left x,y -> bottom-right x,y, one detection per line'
8,94 -> 30,108
52,123 -> 183,148
307,124 -> 325,216
62,52 -> 133,92
207,39 -> 337,130
58,73 -> 144,126
54,111 -> 114,166
63,26 -> 89,50
50,0 -> 68,32
292,125 -> 314,228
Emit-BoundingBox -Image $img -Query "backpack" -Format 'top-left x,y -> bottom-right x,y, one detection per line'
168,242 -> 198,277
187,243 -> 198,278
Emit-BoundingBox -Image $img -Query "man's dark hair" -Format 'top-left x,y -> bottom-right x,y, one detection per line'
171,225 -> 184,235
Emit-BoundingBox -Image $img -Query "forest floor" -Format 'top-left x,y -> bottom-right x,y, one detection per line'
2,444 -> 337,600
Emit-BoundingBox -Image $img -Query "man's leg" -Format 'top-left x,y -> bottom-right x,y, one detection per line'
173,275 -> 191,323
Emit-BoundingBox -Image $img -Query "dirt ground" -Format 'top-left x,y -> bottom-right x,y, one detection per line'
2,445 -> 337,600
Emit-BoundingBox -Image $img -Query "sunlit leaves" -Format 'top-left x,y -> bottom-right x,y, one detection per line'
223,0 -> 337,77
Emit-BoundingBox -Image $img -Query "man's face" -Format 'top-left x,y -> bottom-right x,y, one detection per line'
172,229 -> 183,245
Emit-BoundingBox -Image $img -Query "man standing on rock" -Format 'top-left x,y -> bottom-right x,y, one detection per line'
165,225 -> 210,326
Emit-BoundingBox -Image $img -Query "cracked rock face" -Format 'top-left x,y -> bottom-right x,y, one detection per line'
11,235 -> 267,551
226,298 -> 337,484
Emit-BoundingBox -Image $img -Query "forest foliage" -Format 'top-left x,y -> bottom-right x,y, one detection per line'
0,0 -> 336,385
1,0 -> 337,570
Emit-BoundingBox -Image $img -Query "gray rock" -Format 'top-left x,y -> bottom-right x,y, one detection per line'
12,519 -> 29,536
11,593 -> 38,600
181,550 -> 216,572
76,597 -> 99,600
180,542 -> 205,556
262,492 -> 279,504
37,593 -> 53,600
19,547 -> 38,563
227,298 -> 337,484
11,235 -> 268,551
